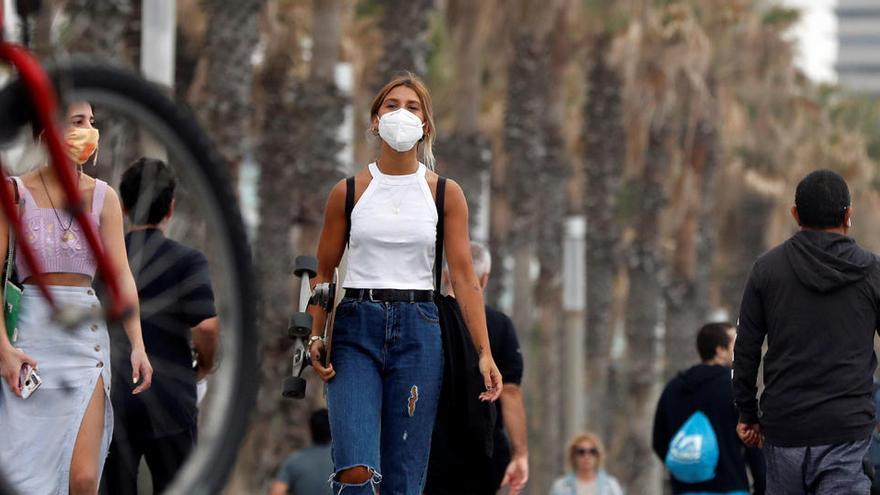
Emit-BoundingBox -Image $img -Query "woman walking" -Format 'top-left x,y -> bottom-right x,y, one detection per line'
308,73 -> 503,495
0,101 -> 152,494
549,433 -> 624,495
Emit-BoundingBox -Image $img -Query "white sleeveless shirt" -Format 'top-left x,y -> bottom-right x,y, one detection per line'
345,162 -> 438,290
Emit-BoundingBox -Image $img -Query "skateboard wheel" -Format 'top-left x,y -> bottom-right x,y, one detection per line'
288,312 -> 312,338
293,256 -> 318,279
282,376 -> 307,399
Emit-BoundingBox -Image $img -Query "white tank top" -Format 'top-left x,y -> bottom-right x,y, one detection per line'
345,162 -> 438,290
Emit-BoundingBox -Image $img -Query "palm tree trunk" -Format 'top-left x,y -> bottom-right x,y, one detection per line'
372,0 -> 435,90
664,119 -> 719,376
617,121 -> 668,494
437,0 -> 493,227
188,0 -> 264,178
583,32 -> 625,444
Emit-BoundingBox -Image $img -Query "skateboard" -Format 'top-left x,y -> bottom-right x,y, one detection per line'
283,256 -> 341,399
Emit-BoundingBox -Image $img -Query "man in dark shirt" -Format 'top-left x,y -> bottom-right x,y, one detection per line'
734,169 -> 880,493
426,241 -> 528,495
102,158 -> 219,494
653,322 -> 765,494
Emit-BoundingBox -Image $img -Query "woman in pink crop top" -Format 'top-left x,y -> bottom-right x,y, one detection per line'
0,101 -> 153,495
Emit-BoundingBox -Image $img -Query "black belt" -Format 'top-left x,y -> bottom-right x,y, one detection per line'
344,288 -> 434,302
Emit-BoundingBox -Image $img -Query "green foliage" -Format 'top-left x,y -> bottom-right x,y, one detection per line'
829,93 -> 880,163
582,0 -> 630,34
425,9 -> 451,96
354,0 -> 383,19
761,6 -> 800,29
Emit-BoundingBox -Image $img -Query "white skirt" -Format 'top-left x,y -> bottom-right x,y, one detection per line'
0,285 -> 112,495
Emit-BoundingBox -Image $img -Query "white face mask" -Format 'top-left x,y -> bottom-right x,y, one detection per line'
378,108 -> 424,153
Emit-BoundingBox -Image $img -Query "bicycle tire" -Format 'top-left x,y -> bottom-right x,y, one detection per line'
0,60 -> 258,495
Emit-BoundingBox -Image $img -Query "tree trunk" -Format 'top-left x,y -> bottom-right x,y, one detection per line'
717,186 -> 775,315
616,122 -> 669,494
583,33 -> 625,444
63,0 -> 135,61
664,119 -> 719,377
436,0 -> 493,227
371,0 -> 435,90
188,0 -> 264,178
533,5 -> 573,487
229,1 -> 347,491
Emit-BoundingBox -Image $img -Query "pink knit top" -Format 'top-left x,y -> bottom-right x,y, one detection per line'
11,176 -> 106,281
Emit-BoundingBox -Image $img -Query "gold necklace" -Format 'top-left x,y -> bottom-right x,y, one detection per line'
38,168 -> 82,243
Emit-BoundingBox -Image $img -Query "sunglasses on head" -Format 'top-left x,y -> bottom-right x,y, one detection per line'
575,447 -> 599,457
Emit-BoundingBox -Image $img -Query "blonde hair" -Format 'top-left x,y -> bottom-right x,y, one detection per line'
369,73 -> 436,170
567,432 -> 606,470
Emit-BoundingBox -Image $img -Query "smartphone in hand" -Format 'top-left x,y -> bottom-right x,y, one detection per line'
19,364 -> 41,399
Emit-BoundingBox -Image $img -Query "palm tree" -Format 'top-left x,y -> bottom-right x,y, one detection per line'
63,0 -> 135,60
503,0 -> 566,490
229,1 -> 346,490
435,0 -> 495,229
371,0 -> 435,91
582,30 -> 625,446
187,0 -> 265,177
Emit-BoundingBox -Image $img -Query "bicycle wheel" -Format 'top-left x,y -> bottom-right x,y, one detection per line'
0,60 -> 257,495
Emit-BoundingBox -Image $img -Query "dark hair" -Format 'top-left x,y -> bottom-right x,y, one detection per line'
119,157 -> 177,225
696,322 -> 734,362
309,408 -> 331,445
794,170 -> 851,229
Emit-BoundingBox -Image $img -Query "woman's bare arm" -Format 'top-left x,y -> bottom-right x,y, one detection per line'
100,187 -> 152,393
442,179 -> 502,400
308,178 -> 350,381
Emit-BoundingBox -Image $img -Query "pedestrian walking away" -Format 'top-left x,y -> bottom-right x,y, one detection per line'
734,169 -> 880,494
653,322 -> 765,495
308,73 -> 503,495
102,158 -> 219,494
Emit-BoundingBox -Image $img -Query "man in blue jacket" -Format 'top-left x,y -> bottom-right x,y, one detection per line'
653,322 -> 765,494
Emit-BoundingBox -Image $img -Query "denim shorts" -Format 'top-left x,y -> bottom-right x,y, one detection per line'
326,297 -> 444,495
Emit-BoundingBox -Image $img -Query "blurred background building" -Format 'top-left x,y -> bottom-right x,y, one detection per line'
837,0 -> 880,94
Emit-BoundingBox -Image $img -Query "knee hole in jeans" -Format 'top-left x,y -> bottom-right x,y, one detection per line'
335,465 -> 375,484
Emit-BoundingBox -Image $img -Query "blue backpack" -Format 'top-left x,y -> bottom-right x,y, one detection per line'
664,410 -> 719,483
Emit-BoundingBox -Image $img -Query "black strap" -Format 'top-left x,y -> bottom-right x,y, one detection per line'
344,176 -> 355,246
433,177 -> 447,296
5,178 -> 21,289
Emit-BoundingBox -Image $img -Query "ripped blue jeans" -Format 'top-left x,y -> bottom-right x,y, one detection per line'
326,297 -> 444,495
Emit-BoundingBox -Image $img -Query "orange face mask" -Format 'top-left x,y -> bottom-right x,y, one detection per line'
65,127 -> 99,165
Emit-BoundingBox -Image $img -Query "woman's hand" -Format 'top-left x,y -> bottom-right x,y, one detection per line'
130,347 -> 153,394
0,346 -> 37,398
478,353 -> 502,402
309,339 -> 336,382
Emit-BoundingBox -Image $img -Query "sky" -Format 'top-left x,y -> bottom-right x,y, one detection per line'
778,0 -> 838,83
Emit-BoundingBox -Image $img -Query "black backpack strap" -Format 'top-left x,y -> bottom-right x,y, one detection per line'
433,177 -> 447,295
344,176 -> 355,246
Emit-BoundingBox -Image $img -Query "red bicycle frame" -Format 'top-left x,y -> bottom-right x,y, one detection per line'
0,4 -> 130,320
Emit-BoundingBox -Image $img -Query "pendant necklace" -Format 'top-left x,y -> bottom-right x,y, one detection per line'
39,168 -> 81,243
377,159 -> 415,215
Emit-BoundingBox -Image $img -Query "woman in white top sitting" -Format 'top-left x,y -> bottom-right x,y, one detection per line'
308,73 -> 502,495
550,433 -> 624,495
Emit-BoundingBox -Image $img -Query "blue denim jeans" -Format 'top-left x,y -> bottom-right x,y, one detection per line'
326,297 -> 444,495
